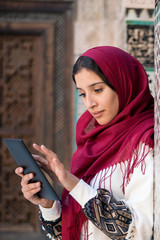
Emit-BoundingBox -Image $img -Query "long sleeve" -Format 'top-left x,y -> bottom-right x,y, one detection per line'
82,188 -> 132,239
39,201 -> 62,240
70,147 -> 153,239
123,149 -> 153,239
39,145 -> 153,240
70,180 -> 132,239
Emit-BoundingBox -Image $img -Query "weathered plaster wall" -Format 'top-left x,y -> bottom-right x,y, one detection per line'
74,0 -> 154,120
74,0 -> 126,120
73,3 -> 159,235
154,1 -> 160,238
74,0 -> 125,59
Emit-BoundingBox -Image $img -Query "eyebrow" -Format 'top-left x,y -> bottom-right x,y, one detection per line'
76,82 -> 105,90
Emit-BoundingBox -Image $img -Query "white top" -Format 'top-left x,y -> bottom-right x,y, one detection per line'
39,144 -> 153,240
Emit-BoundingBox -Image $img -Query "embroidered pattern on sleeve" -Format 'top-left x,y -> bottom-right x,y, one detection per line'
82,188 -> 132,240
39,211 -> 62,240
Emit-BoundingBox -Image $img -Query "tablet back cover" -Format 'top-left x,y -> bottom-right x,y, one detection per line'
3,138 -> 59,201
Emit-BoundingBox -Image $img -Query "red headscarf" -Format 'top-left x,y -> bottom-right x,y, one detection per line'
61,46 -> 154,240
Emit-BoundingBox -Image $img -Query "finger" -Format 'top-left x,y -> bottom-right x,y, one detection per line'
22,181 -> 41,192
40,145 -> 56,157
33,143 -> 57,161
23,187 -> 41,201
21,173 -> 34,186
34,144 -> 57,160
33,143 -> 50,155
33,143 -> 43,152
32,154 -> 48,165
15,167 -> 24,177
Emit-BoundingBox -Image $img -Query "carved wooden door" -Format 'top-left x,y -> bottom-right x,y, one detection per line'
0,2 -> 74,236
0,22 -> 55,238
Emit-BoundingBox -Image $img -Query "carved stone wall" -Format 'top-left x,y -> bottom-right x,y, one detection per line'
124,1 -> 154,96
123,0 -> 154,8
74,0 -> 126,123
74,0 -> 154,123
73,0 -> 159,237
127,25 -> 154,68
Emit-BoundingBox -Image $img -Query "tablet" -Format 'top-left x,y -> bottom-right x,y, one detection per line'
3,138 -> 59,201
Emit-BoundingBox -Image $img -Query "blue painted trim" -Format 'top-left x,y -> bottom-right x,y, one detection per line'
126,20 -> 154,25
145,68 -> 154,72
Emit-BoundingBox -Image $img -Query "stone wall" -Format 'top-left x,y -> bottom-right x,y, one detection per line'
154,1 -> 160,238
74,0 -> 160,237
74,0 -> 126,122
123,0 -> 154,9
73,0 -> 158,236
74,0 -> 125,58
124,4 -> 154,96
74,0 -> 154,120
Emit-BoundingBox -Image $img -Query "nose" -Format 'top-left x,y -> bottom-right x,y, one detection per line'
84,94 -> 97,109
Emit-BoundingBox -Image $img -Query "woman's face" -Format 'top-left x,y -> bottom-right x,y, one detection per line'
75,68 -> 119,125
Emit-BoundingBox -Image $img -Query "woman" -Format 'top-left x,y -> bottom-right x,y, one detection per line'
15,46 -> 154,240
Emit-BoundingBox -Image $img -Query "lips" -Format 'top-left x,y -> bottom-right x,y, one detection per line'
92,110 -> 104,118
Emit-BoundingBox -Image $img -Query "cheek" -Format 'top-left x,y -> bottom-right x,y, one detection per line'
104,94 -> 119,115
113,95 -> 119,114
82,98 -> 87,108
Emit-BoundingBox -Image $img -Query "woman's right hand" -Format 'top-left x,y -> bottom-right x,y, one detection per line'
15,167 -> 54,208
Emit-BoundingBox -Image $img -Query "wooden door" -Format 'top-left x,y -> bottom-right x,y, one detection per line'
0,1 -> 74,239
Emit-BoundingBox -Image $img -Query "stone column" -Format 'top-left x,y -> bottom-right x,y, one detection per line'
154,0 -> 160,239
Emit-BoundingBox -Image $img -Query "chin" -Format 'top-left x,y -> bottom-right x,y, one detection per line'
96,120 -> 109,125
96,117 -> 112,126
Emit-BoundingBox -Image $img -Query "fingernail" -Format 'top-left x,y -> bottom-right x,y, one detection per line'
36,182 -> 40,187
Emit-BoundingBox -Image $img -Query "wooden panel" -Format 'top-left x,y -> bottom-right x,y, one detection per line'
0,0 -> 74,12
0,1 -> 74,238
0,22 -> 55,232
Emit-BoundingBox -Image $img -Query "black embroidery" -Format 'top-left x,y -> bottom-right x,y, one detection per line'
39,210 -> 62,240
82,188 -> 132,240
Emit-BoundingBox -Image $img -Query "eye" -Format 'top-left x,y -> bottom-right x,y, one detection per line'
94,88 -> 103,93
79,92 -> 86,97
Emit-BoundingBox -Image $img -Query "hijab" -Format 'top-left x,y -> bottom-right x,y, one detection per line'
61,46 -> 154,240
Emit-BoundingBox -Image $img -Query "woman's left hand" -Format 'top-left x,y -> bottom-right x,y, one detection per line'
33,143 -> 79,192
